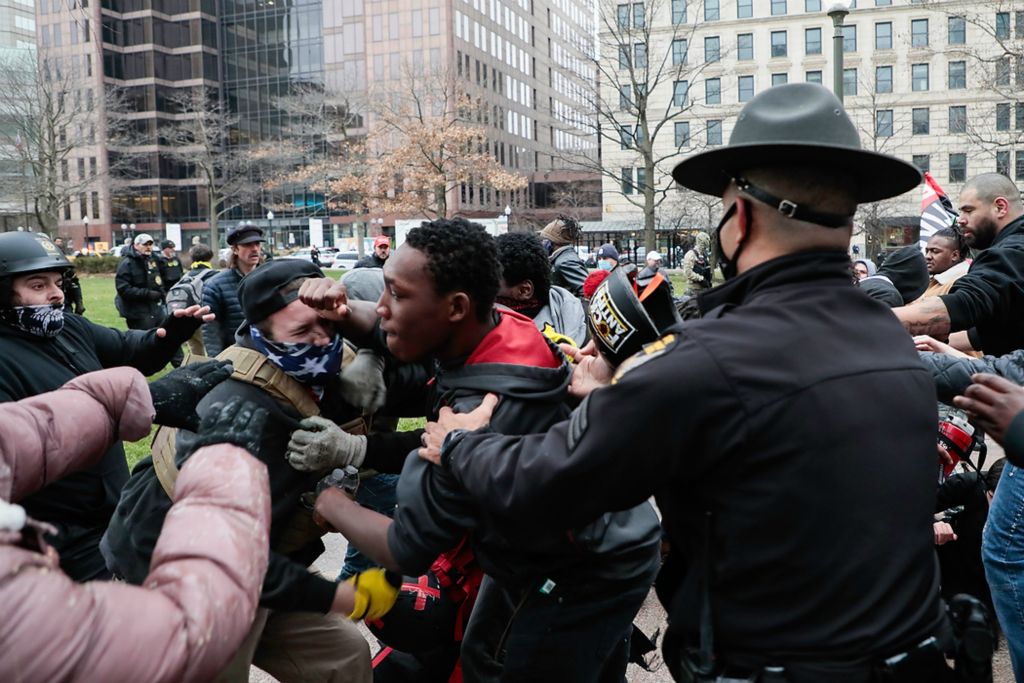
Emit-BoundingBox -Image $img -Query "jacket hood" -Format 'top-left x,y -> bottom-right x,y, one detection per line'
877,246 -> 929,303
853,258 -> 877,277
533,286 -> 588,347
437,310 -> 570,403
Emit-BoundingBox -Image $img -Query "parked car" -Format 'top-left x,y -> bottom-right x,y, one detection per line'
279,247 -> 339,265
330,252 -> 361,270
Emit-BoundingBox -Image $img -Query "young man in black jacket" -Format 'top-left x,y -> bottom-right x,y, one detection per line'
103,260 -> 391,683
895,173 -> 1024,355
0,231 -> 211,581
298,219 -> 662,682
115,232 -> 165,330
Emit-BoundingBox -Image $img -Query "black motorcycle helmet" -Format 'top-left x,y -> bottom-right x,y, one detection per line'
587,264 -> 680,367
0,232 -> 72,306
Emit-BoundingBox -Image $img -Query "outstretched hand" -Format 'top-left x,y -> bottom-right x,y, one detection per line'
155,305 -> 215,338
913,335 -> 969,358
954,373 -> 1024,446
418,393 -> 499,465
299,278 -> 350,321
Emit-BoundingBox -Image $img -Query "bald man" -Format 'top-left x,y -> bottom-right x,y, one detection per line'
894,173 -> 1024,355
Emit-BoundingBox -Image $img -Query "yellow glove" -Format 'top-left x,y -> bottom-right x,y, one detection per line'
347,569 -> 401,621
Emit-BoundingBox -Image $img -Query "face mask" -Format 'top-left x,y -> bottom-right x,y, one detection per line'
713,202 -> 747,280
0,303 -> 65,338
598,260 -> 613,271
541,239 -> 554,254
250,325 -> 344,385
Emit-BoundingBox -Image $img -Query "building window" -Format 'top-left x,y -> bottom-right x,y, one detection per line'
997,102 -> 1011,131
949,105 -> 967,133
633,3 -> 645,28
875,0 -> 891,5
674,80 -> 689,106
842,25 -> 856,52
771,0 -> 786,15
672,0 -> 688,24
619,45 -> 630,69
948,16 -> 965,45
675,121 -> 691,148
806,28 -> 822,55
738,0 -> 753,18
619,126 -> 632,149
805,0 -> 821,9
912,64 -> 929,91
997,57 -> 1012,87
617,4 -> 630,28
707,119 -> 723,145
997,150 -> 1011,177
806,70 -> 823,83
1018,102 -> 1024,129
738,33 -> 754,60
672,39 -> 689,65
949,153 -> 967,182
875,65 -> 893,93
620,85 -> 632,110
1017,151 -> 1024,180
843,68 -> 857,95
634,43 -> 647,68
996,12 -> 1010,39
705,0 -> 720,21
770,31 -> 787,58
875,22 -> 892,49
621,168 -> 634,194
911,19 -> 929,47
705,36 -> 721,62
636,168 -> 647,192
913,154 -> 930,173
1017,10 -> 1024,39
912,107 -> 930,134
705,78 -> 722,104
949,61 -> 966,89
739,75 -> 755,102
876,109 -> 893,137
772,72 -> 789,86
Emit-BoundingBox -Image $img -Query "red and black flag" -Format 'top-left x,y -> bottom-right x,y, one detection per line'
919,171 -> 958,250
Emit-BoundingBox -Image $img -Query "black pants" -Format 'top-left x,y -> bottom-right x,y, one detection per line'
461,575 -> 650,683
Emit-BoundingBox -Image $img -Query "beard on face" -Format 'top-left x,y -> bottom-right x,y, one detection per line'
965,216 -> 998,250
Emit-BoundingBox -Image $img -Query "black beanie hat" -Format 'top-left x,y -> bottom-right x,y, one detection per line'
237,259 -> 324,325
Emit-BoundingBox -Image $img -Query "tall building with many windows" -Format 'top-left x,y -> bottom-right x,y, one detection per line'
602,0 -> 1023,252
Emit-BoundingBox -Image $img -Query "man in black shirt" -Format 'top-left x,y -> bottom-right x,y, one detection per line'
894,173 -> 1024,355
419,84 -> 953,682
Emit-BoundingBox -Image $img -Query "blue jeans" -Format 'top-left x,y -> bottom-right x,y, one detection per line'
338,473 -> 399,580
982,462 -> 1024,678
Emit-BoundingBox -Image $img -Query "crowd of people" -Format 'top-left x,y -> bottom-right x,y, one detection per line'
5,81 -> 1024,683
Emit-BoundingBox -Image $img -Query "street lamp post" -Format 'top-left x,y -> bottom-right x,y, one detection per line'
83,216 -> 89,254
266,211 -> 275,257
828,1 -> 851,103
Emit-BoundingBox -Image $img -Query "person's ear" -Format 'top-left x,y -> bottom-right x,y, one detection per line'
994,197 -> 1010,218
517,280 -> 534,300
448,292 -> 472,323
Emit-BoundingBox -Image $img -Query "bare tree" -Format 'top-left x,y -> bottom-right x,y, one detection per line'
557,0 -> 718,251
0,50 -> 135,233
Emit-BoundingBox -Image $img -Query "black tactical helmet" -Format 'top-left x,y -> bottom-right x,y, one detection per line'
0,232 -> 72,279
587,265 -> 680,367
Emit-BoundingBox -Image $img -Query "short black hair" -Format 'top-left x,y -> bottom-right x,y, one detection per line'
190,243 -> 214,261
931,227 -> 969,257
496,232 -> 551,302
405,218 -> 500,321
985,458 -> 1006,492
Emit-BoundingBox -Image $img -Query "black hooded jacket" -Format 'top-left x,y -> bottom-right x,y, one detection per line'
858,246 -> 929,307
115,248 -> 164,320
386,309 -> 662,588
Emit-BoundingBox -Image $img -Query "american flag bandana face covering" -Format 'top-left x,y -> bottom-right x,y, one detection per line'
249,324 -> 344,386
0,303 -> 65,338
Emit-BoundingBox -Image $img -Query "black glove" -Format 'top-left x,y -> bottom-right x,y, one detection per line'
157,307 -> 203,342
150,360 -> 234,430
149,290 -> 164,301
184,396 -> 269,458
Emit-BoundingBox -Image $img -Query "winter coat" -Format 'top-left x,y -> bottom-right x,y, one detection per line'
0,312 -> 198,580
0,367 -> 271,683
115,248 -> 164,322
386,310 -> 662,587
444,251 -> 946,666
354,253 -> 388,269
202,267 -> 246,357
915,260 -> 970,301
858,246 -> 929,307
533,285 -> 588,346
549,245 -> 587,297
156,252 -> 184,290
104,334 -> 360,614
940,215 -> 1024,355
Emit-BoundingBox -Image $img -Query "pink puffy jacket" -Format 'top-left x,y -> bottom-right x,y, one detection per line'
0,367 -> 271,682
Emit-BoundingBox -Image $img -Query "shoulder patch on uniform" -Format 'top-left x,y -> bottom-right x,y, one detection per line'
611,333 -> 678,384
567,394 -> 591,452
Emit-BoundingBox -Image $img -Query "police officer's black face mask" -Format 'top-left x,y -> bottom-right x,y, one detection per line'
714,201 -> 748,280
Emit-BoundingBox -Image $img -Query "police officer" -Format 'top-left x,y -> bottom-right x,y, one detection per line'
419,84 -> 955,681
115,232 -> 164,330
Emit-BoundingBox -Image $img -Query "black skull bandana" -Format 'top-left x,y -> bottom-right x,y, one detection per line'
0,304 -> 65,338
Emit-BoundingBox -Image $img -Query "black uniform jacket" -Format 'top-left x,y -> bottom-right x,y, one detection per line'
940,215 -> 1024,355
386,309 -> 662,588
103,333 -> 362,613
115,249 -> 163,320
444,250 -> 945,664
0,313 -> 193,575
156,253 -> 184,290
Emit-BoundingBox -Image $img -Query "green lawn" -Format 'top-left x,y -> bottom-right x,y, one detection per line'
78,270 -> 408,470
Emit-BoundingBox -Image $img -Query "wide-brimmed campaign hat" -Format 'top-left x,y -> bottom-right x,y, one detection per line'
671,83 -> 921,203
